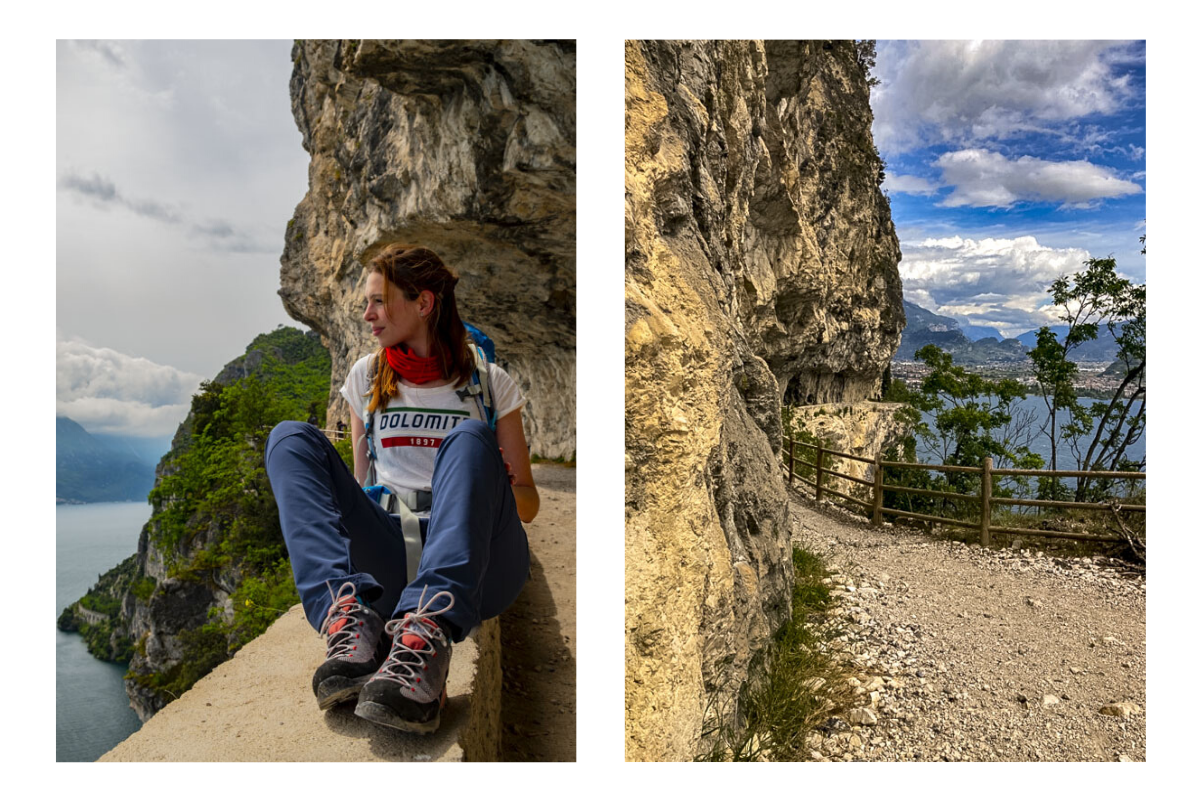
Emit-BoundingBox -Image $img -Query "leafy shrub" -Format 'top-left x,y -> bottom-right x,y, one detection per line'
226,559 -> 300,650
130,576 -> 157,602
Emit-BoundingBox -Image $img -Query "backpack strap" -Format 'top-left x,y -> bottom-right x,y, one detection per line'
362,354 -> 380,486
361,353 -> 421,580
455,344 -> 497,430
472,345 -> 497,431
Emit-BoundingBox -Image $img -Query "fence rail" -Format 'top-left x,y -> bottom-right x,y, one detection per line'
782,436 -> 1145,545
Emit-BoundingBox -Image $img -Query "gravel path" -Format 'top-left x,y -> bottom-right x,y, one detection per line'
789,490 -> 1146,762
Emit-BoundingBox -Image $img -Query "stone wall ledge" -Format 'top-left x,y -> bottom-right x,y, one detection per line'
101,605 -> 500,762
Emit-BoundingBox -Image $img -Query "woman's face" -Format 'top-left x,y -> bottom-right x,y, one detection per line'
363,272 -> 429,349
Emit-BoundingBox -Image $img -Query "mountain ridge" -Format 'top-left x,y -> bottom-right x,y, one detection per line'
895,300 -> 1123,365
56,417 -> 157,504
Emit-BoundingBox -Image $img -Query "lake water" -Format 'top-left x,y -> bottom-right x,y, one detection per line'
915,395 -> 1146,479
56,502 -> 149,762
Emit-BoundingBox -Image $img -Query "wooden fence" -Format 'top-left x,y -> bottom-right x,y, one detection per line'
782,436 -> 1145,545
322,428 -> 349,442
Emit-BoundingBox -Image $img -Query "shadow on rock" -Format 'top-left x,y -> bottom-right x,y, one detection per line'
500,549 -> 576,761
321,697 -> 458,761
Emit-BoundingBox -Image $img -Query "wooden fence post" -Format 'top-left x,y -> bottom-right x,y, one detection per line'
788,438 -> 796,484
872,451 -> 884,527
980,456 -> 993,547
815,442 -> 825,503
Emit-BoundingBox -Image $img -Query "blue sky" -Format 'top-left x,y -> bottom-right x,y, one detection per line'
872,41 -> 1146,338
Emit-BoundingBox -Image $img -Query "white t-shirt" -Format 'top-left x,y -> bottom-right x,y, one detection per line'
339,354 -> 526,495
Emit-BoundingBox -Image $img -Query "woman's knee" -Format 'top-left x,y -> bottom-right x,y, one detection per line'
447,418 -> 491,440
441,419 -> 497,453
265,420 -> 325,466
434,419 -> 502,476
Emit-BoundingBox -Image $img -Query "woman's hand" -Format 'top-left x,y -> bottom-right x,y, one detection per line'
494,410 -> 539,523
499,447 -> 516,485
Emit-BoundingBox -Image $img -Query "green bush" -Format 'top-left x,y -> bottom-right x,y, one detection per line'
79,591 -> 121,617
134,622 -> 231,702
227,559 -> 300,650
118,327 -> 332,701
130,576 -> 157,602
334,435 -> 355,473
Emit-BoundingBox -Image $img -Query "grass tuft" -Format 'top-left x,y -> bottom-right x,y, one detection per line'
697,545 -> 856,761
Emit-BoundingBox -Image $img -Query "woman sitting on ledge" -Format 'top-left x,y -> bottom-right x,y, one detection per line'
265,244 -> 538,734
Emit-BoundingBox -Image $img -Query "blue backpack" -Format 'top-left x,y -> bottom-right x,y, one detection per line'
458,322 -> 498,430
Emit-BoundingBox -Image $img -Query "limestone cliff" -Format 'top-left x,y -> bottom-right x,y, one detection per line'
58,329 -> 331,721
625,40 -> 903,761
281,40 -> 576,459
786,401 -> 910,496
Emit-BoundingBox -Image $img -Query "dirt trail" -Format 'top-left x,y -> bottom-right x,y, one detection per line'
499,463 -> 576,761
789,490 -> 1145,762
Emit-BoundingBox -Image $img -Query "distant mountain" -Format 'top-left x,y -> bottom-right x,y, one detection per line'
1015,324 -> 1122,363
92,433 -> 174,466
895,299 -> 1127,372
56,417 -> 156,504
1015,326 -> 1069,349
960,323 -> 1005,342
894,301 -> 1027,364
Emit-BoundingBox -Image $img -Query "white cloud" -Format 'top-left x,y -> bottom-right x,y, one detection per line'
57,336 -> 203,436
885,174 -> 940,196
932,149 -> 1142,208
900,235 -> 1093,337
873,40 -> 1141,153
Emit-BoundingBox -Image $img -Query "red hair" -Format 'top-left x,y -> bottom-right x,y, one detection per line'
366,245 -> 474,414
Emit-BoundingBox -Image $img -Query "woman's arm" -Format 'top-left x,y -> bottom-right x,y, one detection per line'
494,409 -> 539,523
349,410 -> 368,486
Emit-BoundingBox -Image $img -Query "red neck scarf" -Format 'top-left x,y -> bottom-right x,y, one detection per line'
385,344 -> 443,384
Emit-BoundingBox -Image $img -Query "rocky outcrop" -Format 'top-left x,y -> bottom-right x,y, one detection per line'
281,40 -> 576,459
625,41 -> 902,761
56,329 -> 331,721
786,401 -> 910,496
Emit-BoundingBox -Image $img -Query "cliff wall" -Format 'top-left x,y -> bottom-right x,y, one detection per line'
787,401 -> 910,495
281,40 -> 576,459
56,329 -> 331,721
625,40 -> 902,761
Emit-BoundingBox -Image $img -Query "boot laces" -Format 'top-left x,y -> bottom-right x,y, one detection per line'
319,581 -> 370,659
375,587 -> 455,686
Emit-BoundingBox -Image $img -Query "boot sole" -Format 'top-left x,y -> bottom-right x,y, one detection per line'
354,700 -> 441,735
316,675 -> 370,711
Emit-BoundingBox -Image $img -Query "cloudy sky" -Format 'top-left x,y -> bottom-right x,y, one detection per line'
872,40 -> 1146,338
56,40 -> 309,438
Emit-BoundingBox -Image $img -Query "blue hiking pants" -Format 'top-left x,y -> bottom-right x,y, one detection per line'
264,420 -> 529,642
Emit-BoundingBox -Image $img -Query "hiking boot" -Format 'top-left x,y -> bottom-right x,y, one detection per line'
355,588 -> 455,735
313,581 -> 388,711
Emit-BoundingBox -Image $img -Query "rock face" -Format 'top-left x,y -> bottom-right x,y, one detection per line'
282,40 -> 576,459
787,401 -> 910,492
625,41 -> 902,761
55,329 -> 331,721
